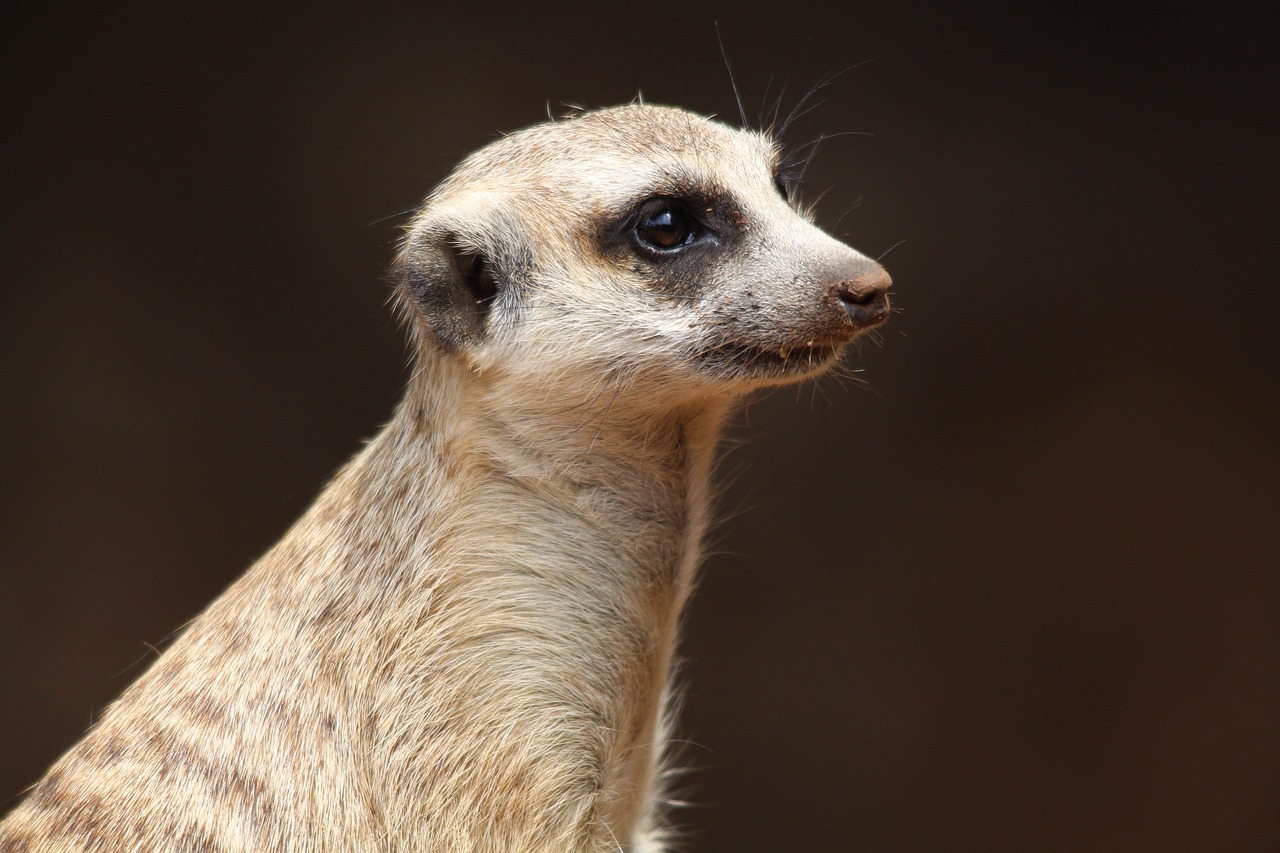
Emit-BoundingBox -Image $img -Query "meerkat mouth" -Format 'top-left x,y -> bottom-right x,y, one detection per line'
702,338 -> 847,377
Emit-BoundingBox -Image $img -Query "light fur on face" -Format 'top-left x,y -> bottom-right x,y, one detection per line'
1,104 -> 890,852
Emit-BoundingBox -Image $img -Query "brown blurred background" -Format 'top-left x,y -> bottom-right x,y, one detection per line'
2,2 -> 1276,849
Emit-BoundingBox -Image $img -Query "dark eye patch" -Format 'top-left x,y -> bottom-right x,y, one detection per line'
592,183 -> 749,297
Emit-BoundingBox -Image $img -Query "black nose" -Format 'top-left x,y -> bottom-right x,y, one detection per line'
833,266 -> 892,329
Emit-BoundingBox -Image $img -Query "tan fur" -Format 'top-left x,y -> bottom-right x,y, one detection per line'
1,104 -> 890,852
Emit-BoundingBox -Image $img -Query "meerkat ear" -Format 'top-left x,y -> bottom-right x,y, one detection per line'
396,234 -> 499,349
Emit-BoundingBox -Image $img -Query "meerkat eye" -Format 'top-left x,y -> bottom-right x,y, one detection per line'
633,199 -> 700,253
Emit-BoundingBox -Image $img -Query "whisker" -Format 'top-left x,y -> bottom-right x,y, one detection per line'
715,22 -> 750,130
877,239 -> 908,261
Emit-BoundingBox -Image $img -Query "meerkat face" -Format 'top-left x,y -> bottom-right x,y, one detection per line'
394,104 -> 889,406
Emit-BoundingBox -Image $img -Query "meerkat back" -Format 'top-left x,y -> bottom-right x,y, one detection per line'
1,104 -> 890,852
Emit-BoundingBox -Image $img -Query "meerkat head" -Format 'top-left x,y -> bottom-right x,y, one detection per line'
392,104 -> 890,411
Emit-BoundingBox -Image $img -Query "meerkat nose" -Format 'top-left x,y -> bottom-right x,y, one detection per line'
832,264 -> 892,329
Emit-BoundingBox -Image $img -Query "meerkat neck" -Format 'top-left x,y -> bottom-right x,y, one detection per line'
390,353 -> 733,603
308,355 -> 732,844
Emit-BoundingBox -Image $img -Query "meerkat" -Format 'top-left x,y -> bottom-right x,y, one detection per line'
1,103 -> 891,852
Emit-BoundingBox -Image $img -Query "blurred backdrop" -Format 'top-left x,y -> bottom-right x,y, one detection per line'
2,2 -> 1276,849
